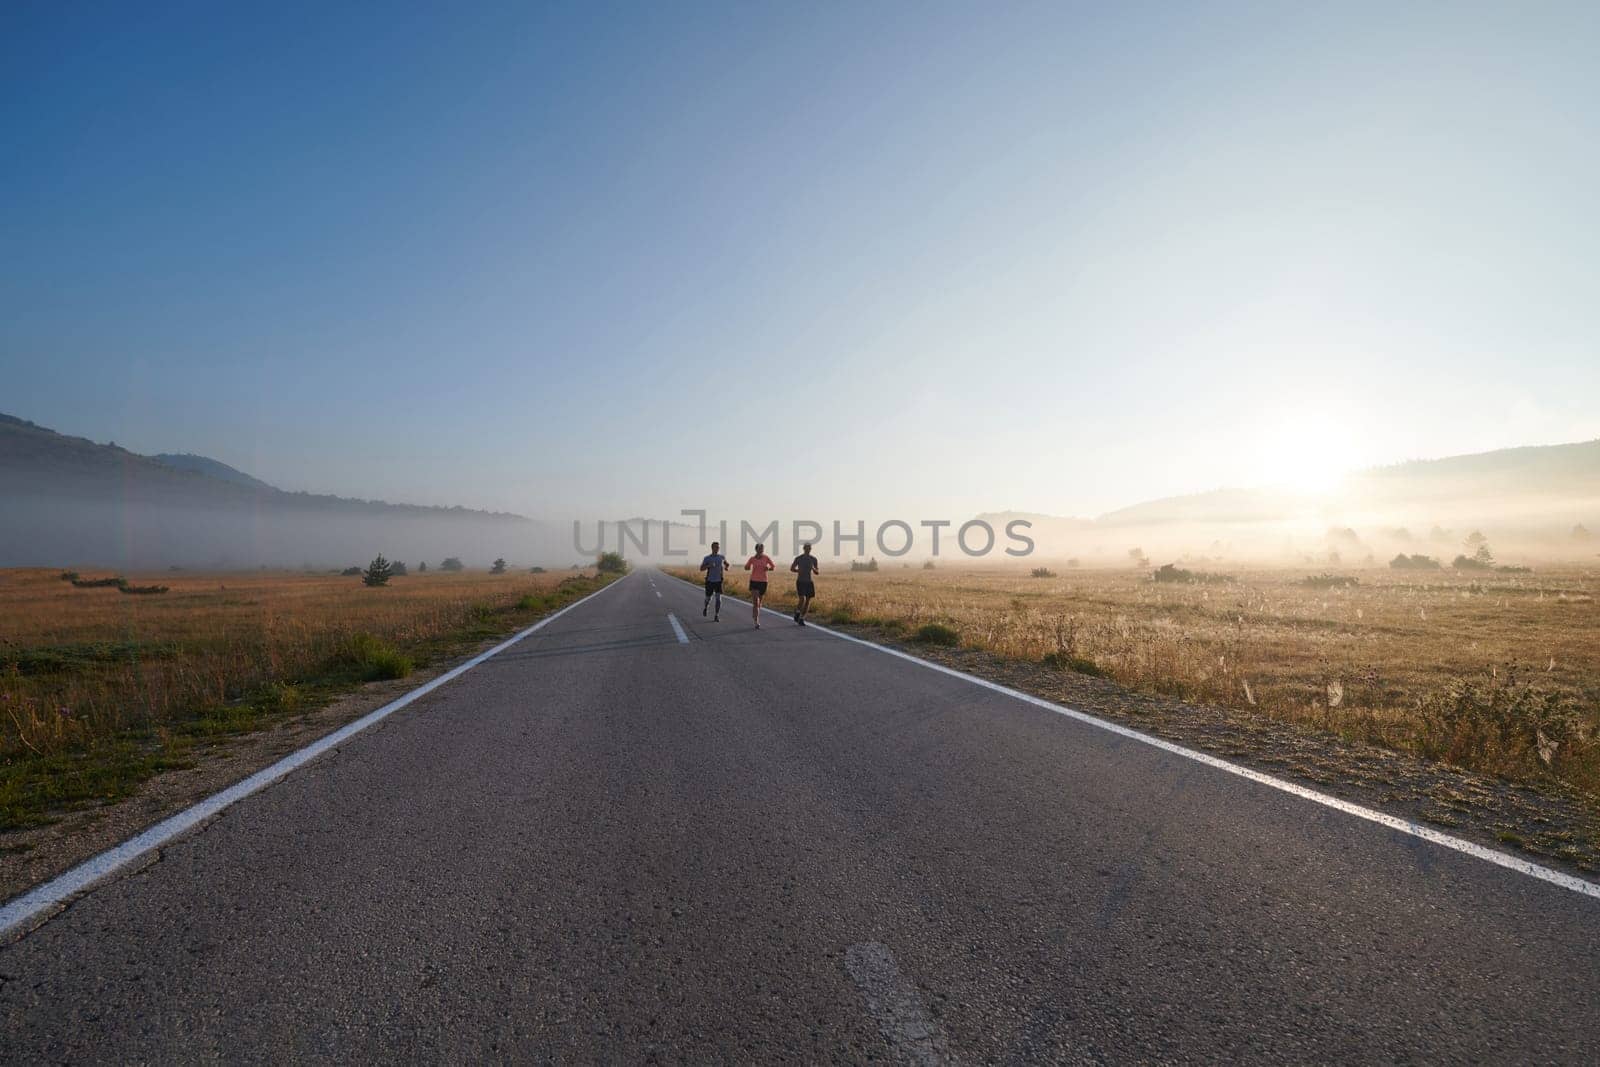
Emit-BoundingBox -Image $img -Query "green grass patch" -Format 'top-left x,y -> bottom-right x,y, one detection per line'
0,641 -> 180,676
0,741 -> 197,832
914,623 -> 960,646
344,633 -> 414,681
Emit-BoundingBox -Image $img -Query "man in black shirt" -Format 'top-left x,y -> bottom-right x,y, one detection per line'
789,542 -> 820,626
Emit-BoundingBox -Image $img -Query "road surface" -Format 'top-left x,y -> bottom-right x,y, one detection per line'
3,568 -> 1597,1062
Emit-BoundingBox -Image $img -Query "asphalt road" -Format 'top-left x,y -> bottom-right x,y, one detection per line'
3,568 -> 1598,1063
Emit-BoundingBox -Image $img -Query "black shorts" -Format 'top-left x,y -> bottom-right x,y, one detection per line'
749,581 -> 768,597
704,580 -> 723,595
796,580 -> 815,597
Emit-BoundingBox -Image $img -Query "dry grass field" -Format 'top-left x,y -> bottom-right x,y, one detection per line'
682,562 -> 1600,803
0,566 -> 612,830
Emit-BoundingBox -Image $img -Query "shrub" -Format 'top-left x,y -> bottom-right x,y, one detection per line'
914,623 -> 959,646
1302,573 -> 1360,589
440,557 -> 464,572
1151,563 -> 1235,585
1452,554 -> 1493,572
340,566 -> 362,577
71,576 -> 126,589
529,566 -> 546,574
850,558 -> 880,572
363,554 -> 393,587
1389,553 -> 1441,571
1030,567 -> 1056,578
490,558 -> 508,575
255,681 -> 303,714
389,560 -> 408,577
1497,564 -> 1533,574
58,571 -> 79,582
517,593 -> 551,611
1041,652 -> 1106,677
1152,563 -> 1193,583
344,633 -> 413,681
596,552 -> 627,574
417,561 -> 428,573
1416,676 -> 1594,779
922,560 -> 935,570
117,583 -> 170,595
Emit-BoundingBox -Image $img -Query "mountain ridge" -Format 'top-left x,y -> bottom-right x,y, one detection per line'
0,412 -> 545,568
0,412 -> 530,521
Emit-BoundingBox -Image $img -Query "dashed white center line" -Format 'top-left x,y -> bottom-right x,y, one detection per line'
666,612 -> 688,644
845,942 -> 953,1065
655,590 -> 662,598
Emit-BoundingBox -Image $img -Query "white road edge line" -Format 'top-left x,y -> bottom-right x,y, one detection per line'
0,572 -> 633,939
656,570 -> 1600,902
667,612 -> 689,644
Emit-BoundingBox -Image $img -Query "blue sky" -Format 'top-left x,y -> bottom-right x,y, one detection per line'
4,2 -> 1597,521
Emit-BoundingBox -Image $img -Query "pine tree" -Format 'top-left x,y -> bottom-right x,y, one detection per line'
363,554 -> 393,587
490,558 -> 507,574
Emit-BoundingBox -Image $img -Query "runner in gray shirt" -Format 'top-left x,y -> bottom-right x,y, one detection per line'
699,541 -> 728,621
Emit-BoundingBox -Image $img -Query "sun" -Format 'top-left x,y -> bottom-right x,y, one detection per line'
1257,412 -> 1356,495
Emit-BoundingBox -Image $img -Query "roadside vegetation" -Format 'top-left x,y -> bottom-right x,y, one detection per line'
0,566 -> 614,832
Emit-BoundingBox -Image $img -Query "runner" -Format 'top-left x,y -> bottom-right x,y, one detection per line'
743,543 -> 776,628
699,541 -> 728,621
789,542 -> 819,626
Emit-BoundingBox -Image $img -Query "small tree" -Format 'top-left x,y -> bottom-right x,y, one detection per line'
390,560 -> 408,576
596,551 -> 627,574
490,558 -> 507,575
440,557 -> 464,572
529,565 -> 546,574
418,561 -> 428,573
363,554 -> 393,587
1463,530 -> 1493,566
1128,547 -> 1149,568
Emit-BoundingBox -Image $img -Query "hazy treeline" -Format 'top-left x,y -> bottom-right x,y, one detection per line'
0,494 -> 570,571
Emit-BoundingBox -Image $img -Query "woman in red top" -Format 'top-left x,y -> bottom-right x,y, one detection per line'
743,543 -> 776,629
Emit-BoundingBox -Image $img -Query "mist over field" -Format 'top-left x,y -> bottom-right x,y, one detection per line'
5,411 -> 1597,571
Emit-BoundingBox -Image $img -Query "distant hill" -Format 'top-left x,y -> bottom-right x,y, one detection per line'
1354,439 -> 1600,502
976,439 -> 1600,560
150,453 -> 277,492
1090,439 -> 1600,527
0,413 -> 552,568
